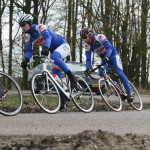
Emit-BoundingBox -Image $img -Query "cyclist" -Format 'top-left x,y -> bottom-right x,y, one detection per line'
18,14 -> 77,109
80,27 -> 134,102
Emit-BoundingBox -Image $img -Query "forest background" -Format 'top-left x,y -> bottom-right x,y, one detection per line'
0,0 -> 149,90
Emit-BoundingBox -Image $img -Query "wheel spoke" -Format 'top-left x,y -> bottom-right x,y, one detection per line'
71,75 -> 94,113
0,72 -> 23,116
129,82 -> 142,111
98,78 -> 122,112
31,73 -> 61,114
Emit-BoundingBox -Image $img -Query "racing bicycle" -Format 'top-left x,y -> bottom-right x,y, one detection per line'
86,63 -> 142,112
0,71 -> 23,116
27,56 -> 94,114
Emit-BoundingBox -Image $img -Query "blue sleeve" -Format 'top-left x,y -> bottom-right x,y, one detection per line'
86,51 -> 91,68
41,30 -> 51,48
25,43 -> 33,59
103,41 -> 113,58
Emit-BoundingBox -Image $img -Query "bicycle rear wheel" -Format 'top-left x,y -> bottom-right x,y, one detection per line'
98,78 -> 122,112
71,75 -> 94,113
31,73 -> 61,114
0,72 -> 23,116
128,82 -> 142,111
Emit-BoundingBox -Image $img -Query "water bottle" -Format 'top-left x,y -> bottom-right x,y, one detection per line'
62,76 -> 68,91
53,74 -> 62,84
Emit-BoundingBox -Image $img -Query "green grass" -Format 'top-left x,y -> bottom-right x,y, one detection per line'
138,89 -> 150,95
0,95 -> 35,108
0,95 -> 21,107
23,95 -> 36,102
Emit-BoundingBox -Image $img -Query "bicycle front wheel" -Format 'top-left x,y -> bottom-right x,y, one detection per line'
129,82 -> 142,111
98,78 -> 122,112
31,73 -> 61,114
71,75 -> 94,113
0,72 -> 23,116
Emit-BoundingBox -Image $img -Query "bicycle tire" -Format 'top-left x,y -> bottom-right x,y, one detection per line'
0,72 -> 23,116
71,75 -> 94,113
128,82 -> 142,111
98,78 -> 122,112
31,73 -> 61,114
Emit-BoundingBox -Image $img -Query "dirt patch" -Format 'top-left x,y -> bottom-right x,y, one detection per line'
3,96 -> 150,114
20,98 -> 150,113
0,130 -> 150,150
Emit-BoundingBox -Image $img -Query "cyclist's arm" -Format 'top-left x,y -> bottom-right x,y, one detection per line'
25,42 -> 33,59
39,24 -> 51,48
103,40 -> 113,58
24,34 -> 33,60
86,51 -> 92,68
99,34 -> 113,58
85,43 -> 92,68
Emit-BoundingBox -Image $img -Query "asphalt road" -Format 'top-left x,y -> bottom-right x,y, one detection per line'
0,109 -> 150,136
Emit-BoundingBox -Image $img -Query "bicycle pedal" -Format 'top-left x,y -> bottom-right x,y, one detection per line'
71,91 -> 82,98
121,94 -> 127,101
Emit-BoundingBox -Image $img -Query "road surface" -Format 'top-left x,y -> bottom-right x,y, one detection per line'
0,110 -> 150,136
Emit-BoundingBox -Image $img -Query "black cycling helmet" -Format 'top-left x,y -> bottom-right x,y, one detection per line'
80,27 -> 92,38
18,14 -> 33,27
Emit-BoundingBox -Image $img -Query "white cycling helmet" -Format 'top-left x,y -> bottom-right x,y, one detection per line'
18,14 -> 33,25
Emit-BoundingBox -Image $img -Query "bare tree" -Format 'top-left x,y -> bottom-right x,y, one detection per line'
71,0 -> 79,61
140,0 -> 149,88
0,0 -> 8,72
8,0 -> 14,76
13,0 -> 32,89
1,0 -> 149,89
66,0 -> 72,61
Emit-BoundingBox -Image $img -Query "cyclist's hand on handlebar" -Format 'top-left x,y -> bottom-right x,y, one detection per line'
33,55 -> 40,60
103,56 -> 109,65
84,68 -> 91,76
41,46 -> 49,56
21,58 -> 29,69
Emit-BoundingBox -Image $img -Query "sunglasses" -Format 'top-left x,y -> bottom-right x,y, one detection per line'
82,35 -> 88,39
19,22 -> 26,27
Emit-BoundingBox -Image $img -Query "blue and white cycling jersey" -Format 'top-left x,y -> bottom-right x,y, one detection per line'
85,34 -> 118,68
24,24 -> 67,59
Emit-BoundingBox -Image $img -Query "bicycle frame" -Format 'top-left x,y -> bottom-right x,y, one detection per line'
41,62 -> 71,98
88,64 -> 127,98
27,56 -> 83,99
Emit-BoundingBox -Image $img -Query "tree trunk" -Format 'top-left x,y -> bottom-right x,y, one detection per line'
104,0 -> 112,41
72,0 -> 78,61
8,0 -> 13,76
79,4 -> 86,63
66,0 -> 72,61
0,0 -> 6,72
121,0 -> 129,75
141,0 -> 148,88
